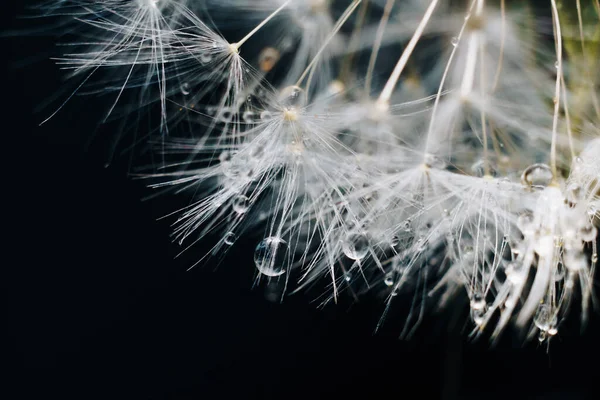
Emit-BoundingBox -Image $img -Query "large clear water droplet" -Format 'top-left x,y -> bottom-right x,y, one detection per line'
384,272 -> 394,287
279,86 -> 306,111
232,195 -> 249,214
223,231 -> 237,245
521,163 -> 553,188
254,237 -> 288,277
534,304 -> 555,332
342,232 -> 370,260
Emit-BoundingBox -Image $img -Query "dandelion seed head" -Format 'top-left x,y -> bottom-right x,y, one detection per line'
36,0 -> 600,344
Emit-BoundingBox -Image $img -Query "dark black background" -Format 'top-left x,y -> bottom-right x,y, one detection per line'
4,1 -> 599,399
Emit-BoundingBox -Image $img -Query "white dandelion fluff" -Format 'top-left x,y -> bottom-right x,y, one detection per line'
32,0 -> 600,345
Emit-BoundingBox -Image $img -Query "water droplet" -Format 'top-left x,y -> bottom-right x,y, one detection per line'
279,85 -> 306,111
232,195 -> 249,214
200,52 -> 213,64
342,232 -> 370,260
451,36 -> 459,47
534,304 -> 556,332
403,219 -> 412,233
389,234 -> 399,247
538,330 -> 547,343
470,292 -> 486,311
254,237 -> 288,277
384,272 -> 394,287
521,163 -> 553,188
471,159 -> 496,177
222,153 -> 254,181
219,107 -> 233,123
344,272 -> 352,282
224,232 -> 237,245
592,253 -> 598,263
242,110 -> 256,124
260,110 -> 272,120
554,60 -> 560,69
180,82 -> 190,95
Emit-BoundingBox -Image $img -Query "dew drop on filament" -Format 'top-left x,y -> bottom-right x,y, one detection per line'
342,232 -> 370,260
180,82 -> 190,95
384,272 -> 394,287
232,195 -> 249,214
224,232 -> 237,245
521,163 -> 553,188
254,237 -> 288,277
279,86 -> 306,111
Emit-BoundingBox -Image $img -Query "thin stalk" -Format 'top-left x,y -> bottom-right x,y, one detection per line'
491,0 -> 505,92
377,0 -> 439,106
295,0 -> 362,88
230,0 -> 291,52
424,0 -> 478,153
550,0 -> 562,180
365,0 -> 395,95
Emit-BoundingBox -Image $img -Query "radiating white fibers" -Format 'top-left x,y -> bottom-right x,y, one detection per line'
36,0 -> 600,344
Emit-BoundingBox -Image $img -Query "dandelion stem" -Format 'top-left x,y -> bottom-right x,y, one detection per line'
459,0 -> 485,99
424,0 -> 477,153
365,0 -> 395,96
339,0 -> 370,84
576,0 -> 585,53
230,0 -> 291,52
560,72 -> 576,161
295,0 -> 362,88
377,0 -> 439,106
479,27 -> 490,177
491,0 -> 505,92
550,0 -> 562,179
